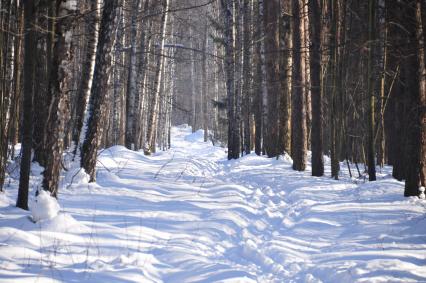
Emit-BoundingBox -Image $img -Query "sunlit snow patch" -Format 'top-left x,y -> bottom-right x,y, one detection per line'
30,190 -> 60,222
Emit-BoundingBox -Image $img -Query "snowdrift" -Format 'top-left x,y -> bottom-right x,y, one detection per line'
0,125 -> 425,282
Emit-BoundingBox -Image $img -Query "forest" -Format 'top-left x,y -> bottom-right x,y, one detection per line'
0,0 -> 425,282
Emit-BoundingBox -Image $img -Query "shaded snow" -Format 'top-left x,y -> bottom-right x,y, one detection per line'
0,125 -> 425,282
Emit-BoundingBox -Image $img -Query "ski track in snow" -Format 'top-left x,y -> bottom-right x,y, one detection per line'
0,125 -> 425,282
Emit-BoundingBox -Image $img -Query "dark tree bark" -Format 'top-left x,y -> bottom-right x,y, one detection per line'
329,0 -> 340,179
125,0 -> 141,150
32,1 -> 50,167
17,0 -> 36,210
278,0 -> 291,156
234,0 -> 242,156
309,0 -> 324,176
242,0 -> 251,154
366,0 -> 377,181
253,0 -> 263,156
1,0 -> 18,191
420,0 -> 426,189
263,0 -> 280,158
42,0 -> 78,197
388,0 -> 405,181
405,0 -> 425,196
291,0 -> 307,171
8,1 -> 24,162
81,0 -> 122,182
222,0 -> 239,159
1,0 -> 14,190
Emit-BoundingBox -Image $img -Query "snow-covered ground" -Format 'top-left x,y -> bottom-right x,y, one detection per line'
1,125 -> 425,282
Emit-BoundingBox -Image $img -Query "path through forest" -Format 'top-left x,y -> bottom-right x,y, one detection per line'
0,125 -> 425,282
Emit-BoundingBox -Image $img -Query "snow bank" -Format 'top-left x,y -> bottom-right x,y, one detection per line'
0,125 -> 425,282
184,129 -> 205,142
278,152 -> 293,164
64,167 -> 90,186
0,192 -> 11,208
30,190 -> 60,222
41,213 -> 90,233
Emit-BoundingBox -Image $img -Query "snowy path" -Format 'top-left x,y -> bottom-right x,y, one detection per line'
1,126 -> 426,282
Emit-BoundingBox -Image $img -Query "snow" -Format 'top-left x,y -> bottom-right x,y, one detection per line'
420,187 -> 425,200
30,190 -> 60,222
61,0 -> 77,11
64,30 -> 73,44
0,125 -> 425,282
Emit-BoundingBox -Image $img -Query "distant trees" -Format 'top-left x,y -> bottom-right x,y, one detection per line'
214,0 -> 425,193
1,0 -> 183,206
0,0 -> 424,209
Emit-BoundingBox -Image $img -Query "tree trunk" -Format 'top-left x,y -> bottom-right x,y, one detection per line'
420,0 -> 426,189
72,0 -> 99,156
8,2 -> 24,161
17,0 -> 36,210
233,0 -> 242,157
202,22 -> 209,143
42,0 -> 78,197
329,0 -> 340,179
263,0 -> 280,158
405,1 -> 425,196
309,0 -> 324,176
145,0 -> 170,155
81,0 -> 121,182
291,0 -> 307,171
221,0 -> 238,159
0,0 -> 13,192
242,0 -> 251,154
32,1 -> 48,166
125,0 -> 141,150
366,0 -> 377,181
134,0 -> 150,150
253,0 -> 263,155
278,0 -> 292,156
